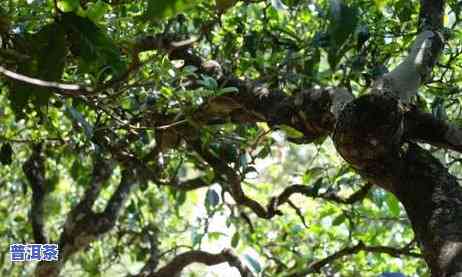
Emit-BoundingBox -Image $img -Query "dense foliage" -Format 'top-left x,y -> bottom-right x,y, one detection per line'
0,0 -> 461,276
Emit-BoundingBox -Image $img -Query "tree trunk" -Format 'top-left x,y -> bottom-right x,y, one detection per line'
333,94 -> 462,276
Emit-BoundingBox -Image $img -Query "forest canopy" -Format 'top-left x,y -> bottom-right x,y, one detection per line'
0,0 -> 462,276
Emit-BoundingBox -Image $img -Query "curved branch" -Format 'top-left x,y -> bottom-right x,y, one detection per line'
23,143 -> 47,244
372,0 -> 444,103
0,65 -> 92,95
70,158 -> 114,213
288,241 -> 421,276
373,31 -> 444,102
419,0 -> 444,31
34,166 -> 137,277
269,182 -> 372,213
189,131 -> 371,219
147,249 -> 255,277
187,138 -> 271,218
404,107 -> 462,153
134,33 -> 347,143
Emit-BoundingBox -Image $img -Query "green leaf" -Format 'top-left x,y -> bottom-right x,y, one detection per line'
308,177 -> 323,196
305,47 -> 320,82
303,167 -> 324,184
239,153 -> 248,170
58,0 -> 80,12
281,0 -> 301,7
215,143 -> 238,163
332,214 -> 346,226
208,231 -> 226,240
45,173 -> 60,194
176,191 -> 187,206
66,107 -> 94,138
8,23 -> 67,117
327,0 -> 358,69
373,0 -> 386,11
291,224 -> 303,234
396,0 -> 414,22
431,96 -> 447,121
192,232 -> 204,247
278,125 -> 304,139
197,75 -> 218,89
86,0 -> 110,23
70,160 -> 81,182
145,0 -> 200,21
0,143 -> 13,165
62,13 -> 125,76
231,232 -> 240,248
244,254 -> 262,273
219,87 -> 239,94
205,189 -> 220,207
257,144 -> 271,159
244,32 -> 258,58
386,193 -> 401,217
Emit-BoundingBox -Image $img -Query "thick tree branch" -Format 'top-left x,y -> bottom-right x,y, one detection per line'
419,0 -> 444,31
101,170 -> 138,227
134,33 -> 351,143
22,143 -> 47,244
373,31 -> 444,102
34,164 -> 138,277
404,107 -> 462,153
147,249 -> 254,277
70,158 -> 114,214
372,0 -> 444,103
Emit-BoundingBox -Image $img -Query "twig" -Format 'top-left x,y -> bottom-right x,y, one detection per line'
0,65 -> 92,95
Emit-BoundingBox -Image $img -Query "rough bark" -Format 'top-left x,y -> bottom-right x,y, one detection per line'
34,164 -> 136,277
331,1 -> 462,275
10,0 -> 459,275
332,94 -> 462,276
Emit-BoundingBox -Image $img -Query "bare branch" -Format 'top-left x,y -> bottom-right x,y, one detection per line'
270,182 -> 372,213
0,65 -> 92,95
287,200 -> 308,228
288,241 -> 421,276
419,0 -> 444,31
320,182 -> 373,204
188,133 -> 371,220
187,138 -> 271,218
146,249 -> 255,277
